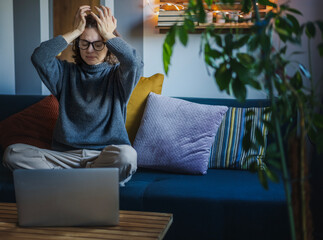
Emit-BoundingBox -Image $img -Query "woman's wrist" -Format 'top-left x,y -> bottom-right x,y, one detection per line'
103,32 -> 116,42
62,29 -> 83,44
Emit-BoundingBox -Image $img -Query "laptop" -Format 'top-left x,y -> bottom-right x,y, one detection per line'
13,168 -> 119,227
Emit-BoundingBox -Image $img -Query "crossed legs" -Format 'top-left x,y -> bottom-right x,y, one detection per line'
3,143 -> 137,186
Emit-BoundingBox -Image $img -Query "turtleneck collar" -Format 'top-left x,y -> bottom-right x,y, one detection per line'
80,62 -> 111,73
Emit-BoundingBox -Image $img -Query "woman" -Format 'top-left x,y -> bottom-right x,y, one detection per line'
3,5 -> 143,186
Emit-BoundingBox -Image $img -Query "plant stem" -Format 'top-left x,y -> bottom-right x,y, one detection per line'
283,71 -> 310,240
250,0 -> 296,239
271,83 -> 297,240
300,106 -> 307,240
308,38 -> 314,94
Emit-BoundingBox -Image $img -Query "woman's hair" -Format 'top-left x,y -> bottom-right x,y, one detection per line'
72,14 -> 120,65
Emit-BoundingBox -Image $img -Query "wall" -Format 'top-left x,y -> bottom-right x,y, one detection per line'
13,0 -> 42,95
288,0 -> 323,96
143,0 -> 323,99
1,0 -> 322,99
0,0 -> 15,94
0,0 -> 50,95
143,1 -> 268,98
115,0 -> 143,58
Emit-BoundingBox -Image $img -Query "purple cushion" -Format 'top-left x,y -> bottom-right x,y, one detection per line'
133,93 -> 228,174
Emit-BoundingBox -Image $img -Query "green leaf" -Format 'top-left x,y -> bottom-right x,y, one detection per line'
245,110 -> 255,117
237,53 -> 255,66
312,127 -> 323,153
286,14 -> 300,33
262,119 -> 274,131
215,63 -> 231,91
184,18 -> 196,32
264,167 -> 280,183
275,17 -> 292,37
246,119 -> 253,131
255,127 -> 265,147
280,46 -> 287,54
305,22 -> 316,38
258,169 -> 269,189
285,7 -> 302,16
289,51 -> 304,56
318,43 -> 323,57
204,43 -> 221,67
266,158 -> 282,170
249,161 -> 259,173
257,0 -> 277,7
242,132 -> 251,152
225,33 -> 233,47
273,75 -> 286,94
248,35 -> 259,51
241,0 -> 252,13
214,34 -> 223,48
232,77 -> 247,102
233,35 -> 250,49
263,107 -> 272,115
316,20 -> 323,37
298,64 -> 311,79
205,43 -> 222,59
197,0 -> 206,23
313,113 -> 323,128
247,79 -> 262,90
290,71 -> 303,90
231,59 -> 250,83
162,26 -> 177,75
205,0 -> 213,7
178,26 -> 188,46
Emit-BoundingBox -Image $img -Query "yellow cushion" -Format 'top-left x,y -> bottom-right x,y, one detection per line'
126,73 -> 164,144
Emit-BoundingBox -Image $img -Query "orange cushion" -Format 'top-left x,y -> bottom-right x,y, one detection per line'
0,95 -> 59,150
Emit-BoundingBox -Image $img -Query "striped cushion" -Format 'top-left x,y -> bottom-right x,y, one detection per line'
209,107 -> 271,169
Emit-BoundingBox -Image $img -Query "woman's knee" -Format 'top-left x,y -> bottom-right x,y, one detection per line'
3,144 -> 29,170
96,144 -> 137,183
2,143 -> 50,170
116,145 -> 137,184
117,145 -> 137,169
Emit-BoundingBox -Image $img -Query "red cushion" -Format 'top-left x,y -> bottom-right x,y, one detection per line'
0,95 -> 59,150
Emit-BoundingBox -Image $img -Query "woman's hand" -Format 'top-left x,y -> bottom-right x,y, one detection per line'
74,5 -> 91,34
91,6 -> 117,41
63,5 -> 90,44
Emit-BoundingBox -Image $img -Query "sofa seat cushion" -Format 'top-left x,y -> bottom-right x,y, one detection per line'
120,168 -> 290,240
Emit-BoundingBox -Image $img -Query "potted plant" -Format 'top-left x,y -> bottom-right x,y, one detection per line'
162,0 -> 323,240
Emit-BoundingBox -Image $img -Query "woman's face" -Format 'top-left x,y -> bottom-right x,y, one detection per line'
79,28 -> 108,65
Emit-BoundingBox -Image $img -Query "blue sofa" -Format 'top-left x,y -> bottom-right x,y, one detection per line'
0,94 -> 290,240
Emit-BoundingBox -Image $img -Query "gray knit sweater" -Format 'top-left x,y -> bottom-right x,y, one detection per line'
31,36 -> 143,151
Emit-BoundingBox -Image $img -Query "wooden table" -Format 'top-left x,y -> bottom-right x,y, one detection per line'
0,203 -> 173,240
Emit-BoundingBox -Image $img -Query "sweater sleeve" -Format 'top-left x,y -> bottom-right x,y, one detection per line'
31,35 -> 69,96
106,37 -> 144,103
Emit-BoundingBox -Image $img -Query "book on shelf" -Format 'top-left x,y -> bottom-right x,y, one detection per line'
157,21 -> 198,27
158,10 -> 185,16
158,16 -> 185,21
157,21 -> 184,26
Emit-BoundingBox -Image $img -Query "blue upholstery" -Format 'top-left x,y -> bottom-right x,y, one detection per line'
0,94 -> 291,240
121,169 -> 289,240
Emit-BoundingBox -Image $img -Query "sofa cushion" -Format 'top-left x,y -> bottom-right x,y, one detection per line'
0,95 -> 59,150
209,107 -> 271,169
126,73 -> 164,144
120,168 -> 289,240
133,93 -> 228,174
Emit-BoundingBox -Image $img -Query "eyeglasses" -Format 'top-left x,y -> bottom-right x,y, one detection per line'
78,39 -> 106,51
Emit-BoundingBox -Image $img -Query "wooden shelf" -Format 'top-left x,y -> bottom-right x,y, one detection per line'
156,22 -> 254,34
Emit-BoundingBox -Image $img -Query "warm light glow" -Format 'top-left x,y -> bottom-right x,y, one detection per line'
145,0 -> 159,14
